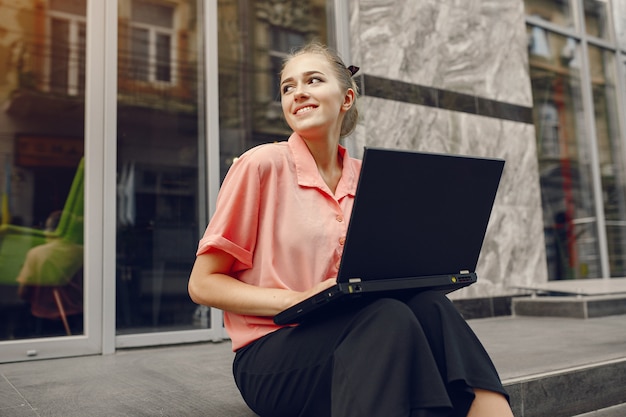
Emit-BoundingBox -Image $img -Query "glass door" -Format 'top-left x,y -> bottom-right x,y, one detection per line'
114,0 -> 224,347
0,0 -> 102,362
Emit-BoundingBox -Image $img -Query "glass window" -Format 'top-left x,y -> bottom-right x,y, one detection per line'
0,1 -> 86,340
527,27 -> 602,280
132,0 -> 174,27
615,1 -> 626,49
588,45 -> 626,276
269,28 -> 306,103
155,33 -> 172,82
50,0 -> 86,16
50,18 -> 71,93
524,0 -> 575,29
583,0 -> 610,40
116,0 -> 205,335
130,27 -> 150,81
128,0 -> 175,83
48,9 -> 86,96
217,0 -> 328,180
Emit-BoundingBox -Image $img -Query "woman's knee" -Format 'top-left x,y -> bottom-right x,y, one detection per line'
406,290 -> 459,320
335,298 -> 431,364
355,298 -> 421,337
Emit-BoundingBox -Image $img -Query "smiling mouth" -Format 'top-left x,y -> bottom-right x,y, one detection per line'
295,106 -> 316,115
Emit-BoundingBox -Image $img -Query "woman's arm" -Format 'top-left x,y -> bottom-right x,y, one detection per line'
188,249 -> 336,317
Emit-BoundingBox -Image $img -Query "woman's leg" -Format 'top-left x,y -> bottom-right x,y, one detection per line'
467,389 -> 514,417
405,291 -> 512,417
233,298 -> 452,417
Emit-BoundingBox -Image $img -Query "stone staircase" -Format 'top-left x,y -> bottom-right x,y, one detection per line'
467,278 -> 626,417
503,357 -> 626,417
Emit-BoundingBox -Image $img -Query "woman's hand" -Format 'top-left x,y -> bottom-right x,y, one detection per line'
286,277 -> 337,308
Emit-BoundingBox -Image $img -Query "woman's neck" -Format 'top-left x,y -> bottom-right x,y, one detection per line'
301,133 -> 343,194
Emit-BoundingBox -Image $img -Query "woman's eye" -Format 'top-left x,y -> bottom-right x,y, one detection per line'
282,85 -> 294,94
309,77 -> 322,84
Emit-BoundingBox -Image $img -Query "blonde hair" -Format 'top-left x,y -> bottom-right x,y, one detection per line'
282,42 -> 359,137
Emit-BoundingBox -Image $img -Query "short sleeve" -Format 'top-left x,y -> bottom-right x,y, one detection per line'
196,151 -> 262,272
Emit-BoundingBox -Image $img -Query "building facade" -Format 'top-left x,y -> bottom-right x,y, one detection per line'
0,0 -> 624,362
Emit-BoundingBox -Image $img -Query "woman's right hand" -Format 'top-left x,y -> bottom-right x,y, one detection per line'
287,277 -> 337,308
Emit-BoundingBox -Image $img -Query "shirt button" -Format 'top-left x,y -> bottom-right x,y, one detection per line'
339,237 -> 346,245
336,215 -> 344,222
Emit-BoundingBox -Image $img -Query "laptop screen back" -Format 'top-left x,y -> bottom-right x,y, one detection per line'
337,147 -> 504,283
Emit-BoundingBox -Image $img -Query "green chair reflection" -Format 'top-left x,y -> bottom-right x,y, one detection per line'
0,158 -> 84,334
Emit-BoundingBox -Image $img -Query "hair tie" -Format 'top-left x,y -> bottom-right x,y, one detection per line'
347,65 -> 360,76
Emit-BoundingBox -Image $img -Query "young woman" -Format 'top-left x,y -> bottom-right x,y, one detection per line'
188,42 -> 513,417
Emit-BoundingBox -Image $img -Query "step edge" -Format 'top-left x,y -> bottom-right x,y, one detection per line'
502,356 -> 626,386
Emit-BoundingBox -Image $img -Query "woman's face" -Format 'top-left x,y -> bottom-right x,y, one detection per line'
280,53 -> 353,140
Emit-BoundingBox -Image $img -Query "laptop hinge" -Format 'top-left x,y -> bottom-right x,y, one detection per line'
460,270 -> 470,274
348,278 -> 362,283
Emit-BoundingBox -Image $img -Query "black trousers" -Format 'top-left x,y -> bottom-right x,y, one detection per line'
233,291 -> 508,417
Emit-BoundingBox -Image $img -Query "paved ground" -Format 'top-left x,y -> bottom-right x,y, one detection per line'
1,314 -> 625,416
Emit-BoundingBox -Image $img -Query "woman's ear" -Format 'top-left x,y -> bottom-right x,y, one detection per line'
342,88 -> 356,112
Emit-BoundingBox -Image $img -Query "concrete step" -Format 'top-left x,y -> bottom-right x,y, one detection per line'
470,314 -> 626,417
512,294 -> 626,318
504,358 -> 626,417
511,278 -> 626,319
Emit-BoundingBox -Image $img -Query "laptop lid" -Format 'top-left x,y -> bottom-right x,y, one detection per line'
336,147 -> 504,284
273,147 -> 504,325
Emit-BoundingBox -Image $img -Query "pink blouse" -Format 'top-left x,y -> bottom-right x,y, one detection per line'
197,133 -> 361,350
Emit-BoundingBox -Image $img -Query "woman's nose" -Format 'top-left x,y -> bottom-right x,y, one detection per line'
293,84 -> 309,100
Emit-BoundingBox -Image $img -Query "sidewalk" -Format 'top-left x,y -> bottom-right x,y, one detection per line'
1,314 -> 625,417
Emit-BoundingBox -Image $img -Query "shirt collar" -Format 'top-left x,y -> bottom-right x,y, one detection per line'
288,133 -> 358,199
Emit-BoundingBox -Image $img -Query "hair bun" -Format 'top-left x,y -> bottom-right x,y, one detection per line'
347,65 -> 360,76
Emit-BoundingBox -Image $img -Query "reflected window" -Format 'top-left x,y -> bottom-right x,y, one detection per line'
130,0 -> 175,83
588,45 -> 626,276
527,27 -> 602,280
529,26 -> 551,58
116,0 -> 205,335
217,0 -> 328,179
269,28 -> 306,102
616,2 -> 626,49
524,0 -> 575,29
48,0 -> 87,95
583,0 -> 609,40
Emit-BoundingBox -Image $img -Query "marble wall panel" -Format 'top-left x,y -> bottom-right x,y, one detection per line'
346,0 -> 547,297
351,96 -> 547,297
350,0 -> 532,107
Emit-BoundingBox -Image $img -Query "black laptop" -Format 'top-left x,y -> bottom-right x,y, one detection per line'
273,147 -> 505,325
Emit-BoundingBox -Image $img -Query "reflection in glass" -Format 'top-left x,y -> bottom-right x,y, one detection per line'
583,0 -> 609,40
129,0 -> 174,83
527,27 -> 601,280
615,2 -> 626,49
217,0 -> 328,180
588,45 -> 626,276
0,1 -> 85,340
524,0 -> 575,29
114,0 -> 330,335
116,0 -> 206,334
